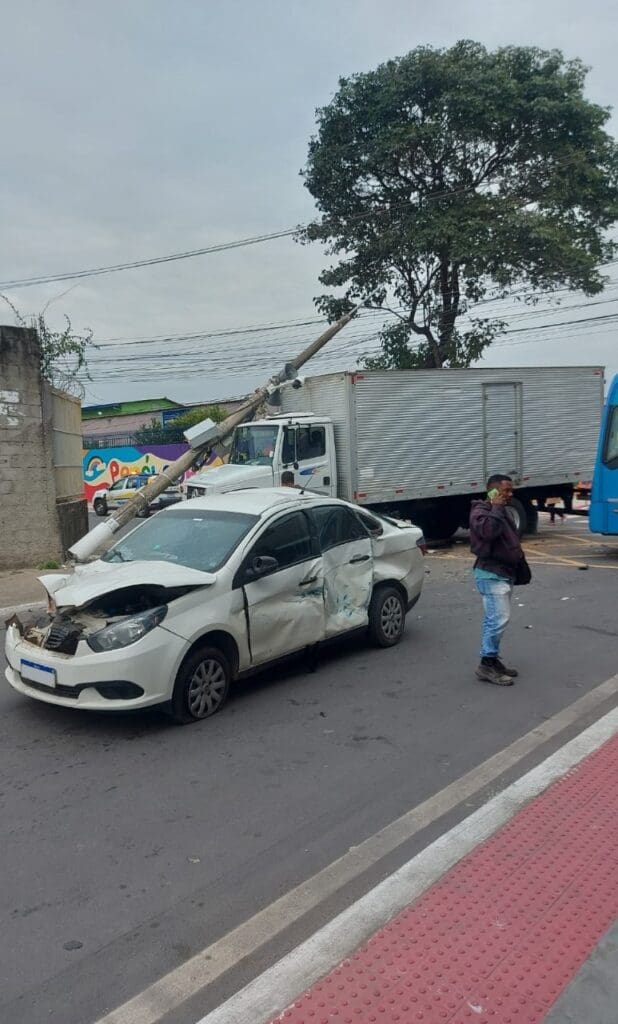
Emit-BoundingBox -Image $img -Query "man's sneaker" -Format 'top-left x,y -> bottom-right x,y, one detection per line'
493,658 -> 518,678
475,662 -> 514,686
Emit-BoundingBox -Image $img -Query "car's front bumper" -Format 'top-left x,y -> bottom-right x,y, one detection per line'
4,624 -> 185,711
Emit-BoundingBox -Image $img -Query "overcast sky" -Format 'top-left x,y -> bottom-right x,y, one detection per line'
1,0 -> 616,406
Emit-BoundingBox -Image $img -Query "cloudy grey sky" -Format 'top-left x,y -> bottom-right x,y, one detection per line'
1,0 -> 617,406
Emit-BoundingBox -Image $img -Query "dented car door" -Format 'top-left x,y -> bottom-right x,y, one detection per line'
310,505 -> 373,637
239,511 -> 325,665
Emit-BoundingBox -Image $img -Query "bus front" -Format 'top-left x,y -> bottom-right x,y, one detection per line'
590,374 -> 618,535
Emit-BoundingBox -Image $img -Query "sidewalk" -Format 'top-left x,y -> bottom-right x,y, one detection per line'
0,566 -> 54,615
268,733 -> 618,1024
200,708 -> 618,1024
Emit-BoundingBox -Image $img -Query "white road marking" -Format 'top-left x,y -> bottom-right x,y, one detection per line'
93,673 -> 618,1024
199,705 -> 618,1024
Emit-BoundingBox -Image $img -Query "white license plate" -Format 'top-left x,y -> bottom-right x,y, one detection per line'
20,658 -> 56,688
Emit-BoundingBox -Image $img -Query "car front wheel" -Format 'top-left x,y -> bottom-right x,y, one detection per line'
93,497 -> 107,516
171,645 -> 231,724
368,585 -> 406,648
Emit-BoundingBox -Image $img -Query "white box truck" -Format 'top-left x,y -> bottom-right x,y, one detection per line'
186,366 -> 604,538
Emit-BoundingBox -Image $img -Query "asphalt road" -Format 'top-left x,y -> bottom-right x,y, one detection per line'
1,516 -> 617,1024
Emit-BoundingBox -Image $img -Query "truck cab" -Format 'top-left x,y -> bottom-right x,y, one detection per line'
186,414 -> 338,499
589,374 -> 618,535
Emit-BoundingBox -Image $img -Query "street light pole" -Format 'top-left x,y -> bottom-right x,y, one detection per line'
69,305 -> 360,561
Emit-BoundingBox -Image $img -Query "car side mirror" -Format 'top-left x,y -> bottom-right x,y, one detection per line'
247,555 -> 278,579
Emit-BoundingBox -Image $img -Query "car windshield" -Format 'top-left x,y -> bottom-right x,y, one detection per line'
229,425 -> 280,466
101,509 -> 258,572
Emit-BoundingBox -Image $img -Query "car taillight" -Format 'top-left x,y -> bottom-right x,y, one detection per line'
416,536 -> 428,556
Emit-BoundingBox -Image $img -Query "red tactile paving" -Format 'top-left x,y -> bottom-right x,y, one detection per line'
271,734 -> 618,1024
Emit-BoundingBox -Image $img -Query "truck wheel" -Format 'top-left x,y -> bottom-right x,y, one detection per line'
508,497 -> 527,537
171,645 -> 231,724
368,585 -> 406,648
405,504 -> 460,543
93,497 -> 107,516
523,500 -> 538,535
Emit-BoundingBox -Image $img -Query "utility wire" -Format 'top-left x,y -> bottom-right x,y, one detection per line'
0,228 -> 299,290
5,157 -> 613,290
80,310 -> 618,383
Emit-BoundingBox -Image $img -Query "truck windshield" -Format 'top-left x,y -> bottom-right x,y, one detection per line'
229,425 -> 280,465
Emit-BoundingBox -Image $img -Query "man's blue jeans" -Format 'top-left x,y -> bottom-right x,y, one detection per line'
475,577 -> 513,658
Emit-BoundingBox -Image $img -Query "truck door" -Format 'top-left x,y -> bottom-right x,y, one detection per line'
483,383 -> 522,481
282,423 -> 335,494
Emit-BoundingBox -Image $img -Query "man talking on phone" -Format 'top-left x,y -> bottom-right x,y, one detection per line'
469,474 -> 528,686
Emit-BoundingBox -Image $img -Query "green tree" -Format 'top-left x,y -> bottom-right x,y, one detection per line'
167,404 -> 226,431
300,41 -> 618,369
133,407 -> 226,446
133,418 -> 170,445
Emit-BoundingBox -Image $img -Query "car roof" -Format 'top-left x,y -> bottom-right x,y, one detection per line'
170,488 -> 351,517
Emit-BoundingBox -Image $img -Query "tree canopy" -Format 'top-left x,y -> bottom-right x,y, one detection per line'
300,41 -> 618,368
167,404 -> 226,430
133,405 -> 226,446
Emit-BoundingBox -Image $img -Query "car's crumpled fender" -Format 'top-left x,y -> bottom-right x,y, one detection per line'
39,560 -> 216,610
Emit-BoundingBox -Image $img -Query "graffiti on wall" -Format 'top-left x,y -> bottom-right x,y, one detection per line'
82,443 -> 223,502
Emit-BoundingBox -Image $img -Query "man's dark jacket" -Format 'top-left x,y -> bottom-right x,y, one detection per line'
469,500 -> 524,582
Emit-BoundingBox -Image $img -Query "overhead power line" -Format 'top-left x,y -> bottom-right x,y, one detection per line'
89,288 -> 618,353
6,159 -> 612,290
79,306 -> 618,385
0,183 -> 486,289
0,228 -> 299,290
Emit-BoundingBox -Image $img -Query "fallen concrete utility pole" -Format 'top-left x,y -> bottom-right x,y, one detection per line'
70,305 -> 360,561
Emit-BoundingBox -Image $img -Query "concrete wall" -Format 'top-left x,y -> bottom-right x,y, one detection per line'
49,385 -> 89,549
50,386 -> 84,499
0,325 -> 64,569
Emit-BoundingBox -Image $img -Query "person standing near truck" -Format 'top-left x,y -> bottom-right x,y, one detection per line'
545,496 -> 565,523
469,475 -> 530,686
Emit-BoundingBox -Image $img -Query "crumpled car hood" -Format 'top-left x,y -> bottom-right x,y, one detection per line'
190,463 -> 273,491
39,560 -> 215,610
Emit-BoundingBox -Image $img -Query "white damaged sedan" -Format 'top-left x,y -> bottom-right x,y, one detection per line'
5,490 -> 425,723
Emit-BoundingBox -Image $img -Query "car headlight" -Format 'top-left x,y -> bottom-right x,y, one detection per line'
87,606 -> 168,653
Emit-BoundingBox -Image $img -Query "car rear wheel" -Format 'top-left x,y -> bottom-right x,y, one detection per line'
367,585 -> 406,648
171,645 -> 231,724
93,497 -> 107,516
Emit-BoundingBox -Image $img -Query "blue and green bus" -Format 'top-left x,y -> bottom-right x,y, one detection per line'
589,373 -> 618,536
